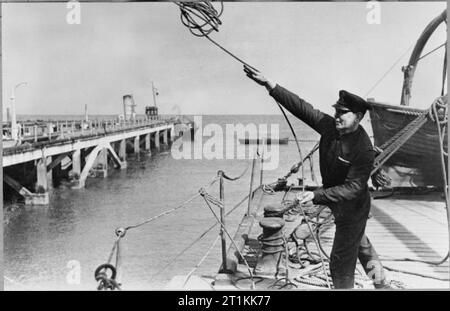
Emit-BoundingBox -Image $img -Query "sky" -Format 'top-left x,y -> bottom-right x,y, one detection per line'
1,1 -> 447,117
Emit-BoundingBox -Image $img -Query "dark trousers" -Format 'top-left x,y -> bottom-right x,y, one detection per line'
330,217 -> 384,289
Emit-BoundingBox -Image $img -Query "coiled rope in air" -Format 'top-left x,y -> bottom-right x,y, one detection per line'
176,1 -> 305,192
175,1 -> 304,165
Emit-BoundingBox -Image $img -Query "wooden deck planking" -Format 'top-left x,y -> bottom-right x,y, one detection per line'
233,190 -> 449,288
365,195 -> 449,287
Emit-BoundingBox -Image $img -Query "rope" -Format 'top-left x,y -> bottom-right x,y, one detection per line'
383,265 -> 450,281
364,41 -> 445,98
175,1 -> 305,177
183,234 -> 221,288
296,203 -> 332,288
175,1 -> 257,71
417,42 -> 447,62
200,190 -> 256,289
200,188 -> 224,209
124,176 -> 218,231
95,175 -> 220,290
284,142 -> 319,180
176,2 -> 223,37
380,253 -> 449,266
364,42 -> 415,97
441,43 -> 447,96
219,160 -> 252,181
371,112 -> 429,176
151,187 -> 259,278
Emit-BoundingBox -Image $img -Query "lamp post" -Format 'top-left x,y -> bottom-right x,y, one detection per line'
10,82 -> 27,141
151,81 -> 158,108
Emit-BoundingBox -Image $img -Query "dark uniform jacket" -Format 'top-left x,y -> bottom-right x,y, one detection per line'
269,85 -> 375,223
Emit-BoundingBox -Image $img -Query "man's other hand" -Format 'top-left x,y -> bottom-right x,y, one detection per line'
296,191 -> 315,205
243,65 -> 275,91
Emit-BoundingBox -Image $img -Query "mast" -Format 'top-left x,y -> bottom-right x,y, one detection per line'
400,10 -> 447,106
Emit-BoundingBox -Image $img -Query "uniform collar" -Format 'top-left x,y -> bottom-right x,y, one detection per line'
337,125 -> 361,139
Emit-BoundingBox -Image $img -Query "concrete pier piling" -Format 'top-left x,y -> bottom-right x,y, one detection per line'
155,130 -> 160,150
3,119 -> 179,205
119,139 -> 127,164
133,136 -> 140,154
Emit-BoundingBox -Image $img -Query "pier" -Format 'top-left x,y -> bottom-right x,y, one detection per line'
2,117 -> 184,205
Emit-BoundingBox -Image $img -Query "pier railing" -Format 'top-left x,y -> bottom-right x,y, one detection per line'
2,115 -> 181,154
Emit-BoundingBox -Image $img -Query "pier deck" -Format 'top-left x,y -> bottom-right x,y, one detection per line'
2,118 -> 181,205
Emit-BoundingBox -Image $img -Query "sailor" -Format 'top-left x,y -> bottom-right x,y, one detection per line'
244,64 -> 387,289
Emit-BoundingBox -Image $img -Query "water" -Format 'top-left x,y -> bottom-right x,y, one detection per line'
4,114 -> 369,290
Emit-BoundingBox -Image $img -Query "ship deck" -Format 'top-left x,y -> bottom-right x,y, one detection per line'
223,187 -> 450,290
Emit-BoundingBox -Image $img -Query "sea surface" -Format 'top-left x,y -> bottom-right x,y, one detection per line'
3,114 -> 373,290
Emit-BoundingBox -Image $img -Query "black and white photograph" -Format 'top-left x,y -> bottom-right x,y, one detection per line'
1,0 -> 449,292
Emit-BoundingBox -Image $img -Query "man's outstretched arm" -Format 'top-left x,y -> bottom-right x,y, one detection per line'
243,65 -> 333,134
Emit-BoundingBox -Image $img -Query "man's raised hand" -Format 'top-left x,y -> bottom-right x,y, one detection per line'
243,65 -> 275,91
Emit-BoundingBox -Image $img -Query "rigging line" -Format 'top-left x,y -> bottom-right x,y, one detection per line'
364,41 -> 416,98
276,103 -> 305,192
201,195 -> 256,289
220,159 -> 252,181
441,43 -> 447,96
151,186 -> 260,278
125,193 -> 200,230
124,176 -> 219,231
417,42 -> 447,61
183,234 -> 221,288
107,237 -> 120,264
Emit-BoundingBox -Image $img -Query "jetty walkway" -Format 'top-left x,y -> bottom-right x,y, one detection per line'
2,117 -> 186,205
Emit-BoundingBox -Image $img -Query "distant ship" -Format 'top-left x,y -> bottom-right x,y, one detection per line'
238,137 -> 289,145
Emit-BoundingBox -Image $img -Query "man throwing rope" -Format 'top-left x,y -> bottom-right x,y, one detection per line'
243,65 -> 388,289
